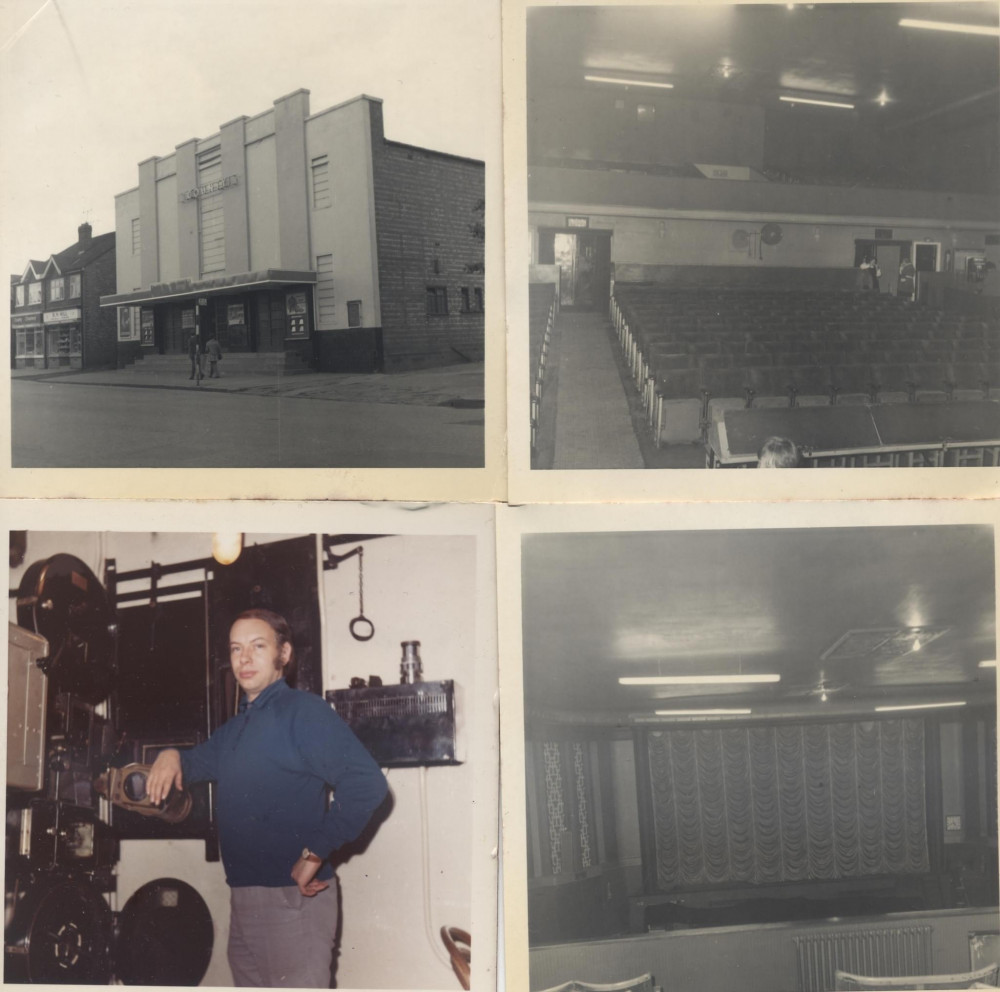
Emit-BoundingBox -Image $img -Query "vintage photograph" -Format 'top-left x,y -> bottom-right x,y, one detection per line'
4,0 -> 500,482
500,502 -> 1000,992
5,501 -> 498,989
521,3 -> 999,473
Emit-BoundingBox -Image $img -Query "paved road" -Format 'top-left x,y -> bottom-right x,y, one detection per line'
12,380 -> 484,467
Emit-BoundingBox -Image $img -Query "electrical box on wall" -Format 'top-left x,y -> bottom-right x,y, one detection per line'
7,624 -> 50,792
326,680 -> 463,767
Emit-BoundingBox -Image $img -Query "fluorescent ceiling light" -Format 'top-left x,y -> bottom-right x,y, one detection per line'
655,708 -> 752,716
978,660 -> 997,669
875,701 -> 967,712
585,74 -> 674,90
780,95 -> 855,110
619,674 -> 780,686
899,18 -> 1000,37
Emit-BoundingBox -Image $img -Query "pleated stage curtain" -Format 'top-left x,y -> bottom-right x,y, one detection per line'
646,720 -> 929,889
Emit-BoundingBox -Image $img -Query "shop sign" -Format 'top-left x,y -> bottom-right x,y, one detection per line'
227,304 -> 245,326
42,308 -> 82,324
181,309 -> 196,329
11,314 -> 42,328
180,175 -> 239,202
140,308 -> 155,346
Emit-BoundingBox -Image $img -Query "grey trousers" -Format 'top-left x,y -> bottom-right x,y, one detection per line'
228,883 -> 338,988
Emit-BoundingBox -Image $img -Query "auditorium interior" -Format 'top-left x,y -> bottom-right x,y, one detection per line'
6,529 -> 483,989
526,3 -> 1000,469
520,523 -> 999,991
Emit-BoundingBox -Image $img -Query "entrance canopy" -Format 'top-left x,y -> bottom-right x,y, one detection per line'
100,269 -> 316,308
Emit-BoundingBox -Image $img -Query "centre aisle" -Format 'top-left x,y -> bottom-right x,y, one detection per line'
551,311 -> 644,469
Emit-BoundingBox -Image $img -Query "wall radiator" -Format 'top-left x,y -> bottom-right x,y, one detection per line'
794,925 -> 933,992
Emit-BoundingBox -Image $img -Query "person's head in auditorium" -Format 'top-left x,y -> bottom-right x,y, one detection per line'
757,436 -> 803,468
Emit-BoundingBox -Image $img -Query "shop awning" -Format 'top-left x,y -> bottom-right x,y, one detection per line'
100,269 -> 316,308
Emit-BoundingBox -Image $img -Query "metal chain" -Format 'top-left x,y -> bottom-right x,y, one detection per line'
357,547 -> 365,616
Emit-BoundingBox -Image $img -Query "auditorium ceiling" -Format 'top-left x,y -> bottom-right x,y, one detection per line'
528,2 -> 1000,127
521,525 -> 997,724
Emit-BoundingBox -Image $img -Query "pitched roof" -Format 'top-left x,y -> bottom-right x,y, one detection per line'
52,231 -> 115,272
17,231 -> 115,284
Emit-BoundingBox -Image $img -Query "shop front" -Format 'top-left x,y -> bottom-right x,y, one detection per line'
12,313 -> 44,369
43,309 -> 84,367
14,308 -> 84,369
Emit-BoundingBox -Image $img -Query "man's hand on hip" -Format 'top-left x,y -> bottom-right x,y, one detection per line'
291,853 -> 330,897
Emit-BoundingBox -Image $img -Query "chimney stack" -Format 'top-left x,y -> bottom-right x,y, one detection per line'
78,222 -> 92,246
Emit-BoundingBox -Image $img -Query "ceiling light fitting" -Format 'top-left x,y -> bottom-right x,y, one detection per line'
780,95 -> 855,110
619,674 -> 780,686
899,18 -> 1000,37
212,532 -> 243,565
585,74 -> 674,90
655,708 -> 753,716
978,660 -> 997,669
875,701 -> 967,712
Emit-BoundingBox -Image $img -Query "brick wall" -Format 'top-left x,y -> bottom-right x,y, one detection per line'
83,247 -> 118,368
370,112 -> 485,372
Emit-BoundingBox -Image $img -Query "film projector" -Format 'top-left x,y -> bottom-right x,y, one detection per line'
6,554 -> 214,985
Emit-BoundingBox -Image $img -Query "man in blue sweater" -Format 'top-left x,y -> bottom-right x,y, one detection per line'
147,608 -> 388,987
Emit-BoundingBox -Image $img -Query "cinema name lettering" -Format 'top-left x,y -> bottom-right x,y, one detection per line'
180,174 -> 240,202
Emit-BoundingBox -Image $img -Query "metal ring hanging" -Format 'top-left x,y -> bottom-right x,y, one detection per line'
349,547 -> 375,641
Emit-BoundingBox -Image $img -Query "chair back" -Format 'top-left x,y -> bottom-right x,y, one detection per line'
537,973 -> 655,992
440,926 -> 470,991
834,962 -> 1000,990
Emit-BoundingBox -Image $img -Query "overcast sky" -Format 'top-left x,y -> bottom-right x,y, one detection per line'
0,0 -> 497,277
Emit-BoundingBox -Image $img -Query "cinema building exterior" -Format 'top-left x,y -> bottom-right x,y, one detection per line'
101,89 -> 485,373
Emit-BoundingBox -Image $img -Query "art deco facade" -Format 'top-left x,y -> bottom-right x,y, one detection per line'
102,89 -> 485,373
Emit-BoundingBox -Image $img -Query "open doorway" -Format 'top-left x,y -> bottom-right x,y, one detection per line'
537,228 -> 612,310
854,239 -> 918,297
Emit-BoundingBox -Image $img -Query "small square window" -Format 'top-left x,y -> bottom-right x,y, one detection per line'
347,300 -> 362,328
426,286 -> 448,316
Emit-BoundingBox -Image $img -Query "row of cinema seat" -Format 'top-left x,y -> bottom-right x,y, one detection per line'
610,284 -> 1000,445
529,282 -> 558,450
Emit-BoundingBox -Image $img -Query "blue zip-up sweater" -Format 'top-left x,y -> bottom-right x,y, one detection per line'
180,679 -> 387,888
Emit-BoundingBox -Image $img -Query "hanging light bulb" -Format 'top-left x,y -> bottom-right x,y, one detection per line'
212,532 -> 243,565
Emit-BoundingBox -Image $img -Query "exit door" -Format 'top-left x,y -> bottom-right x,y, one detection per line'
878,246 -> 901,296
914,243 -> 940,304
914,243 -> 940,273
540,229 -> 612,310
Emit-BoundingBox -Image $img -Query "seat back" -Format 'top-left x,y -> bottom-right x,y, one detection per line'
834,962 -> 1000,990
537,974 -> 655,992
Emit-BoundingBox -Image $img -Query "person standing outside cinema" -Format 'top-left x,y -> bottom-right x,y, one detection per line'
188,331 -> 203,380
205,334 -> 223,378
147,609 -> 388,988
